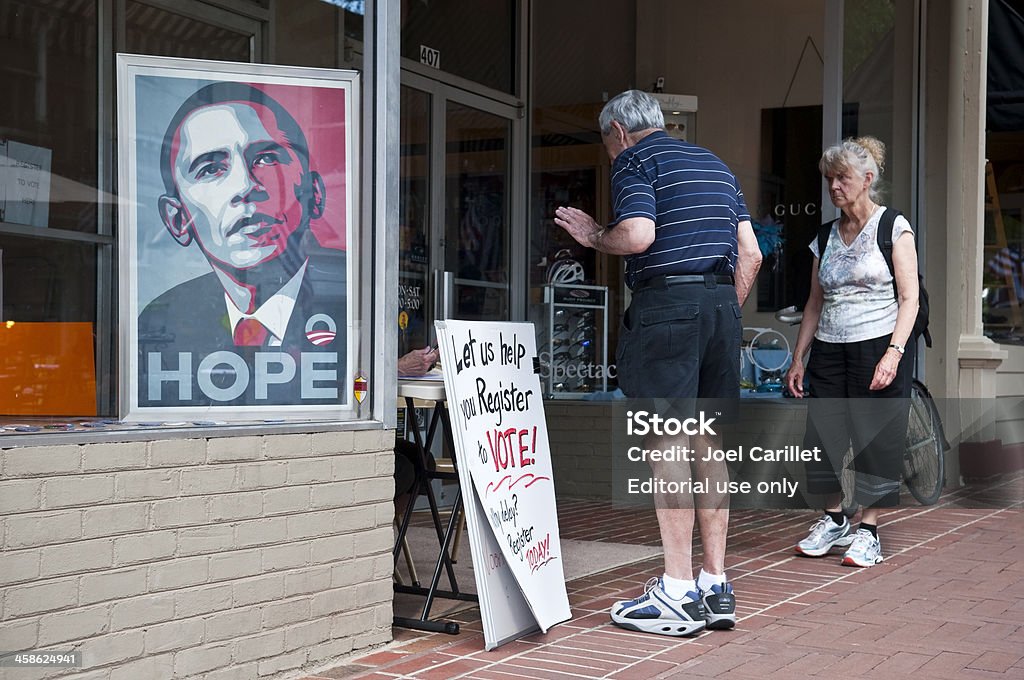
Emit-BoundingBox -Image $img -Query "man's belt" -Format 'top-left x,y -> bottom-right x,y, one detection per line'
632,273 -> 735,292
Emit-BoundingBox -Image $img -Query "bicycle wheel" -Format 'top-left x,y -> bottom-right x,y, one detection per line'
839,447 -> 860,517
903,380 -> 945,505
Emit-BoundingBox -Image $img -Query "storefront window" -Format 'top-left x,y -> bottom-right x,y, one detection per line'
1,0 -> 375,428
758,0 -> 914,314
529,0 -> 634,398
125,1 -> 252,61
983,155 -> 1024,345
982,0 -> 1024,345
400,0 -> 514,95
757,104 -> 830,312
0,237 -> 97,323
0,236 -> 99,417
1,0 -> 98,233
1,0 -> 105,420
842,0 -> 914,212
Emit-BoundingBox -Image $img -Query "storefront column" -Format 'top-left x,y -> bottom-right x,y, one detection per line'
944,0 -> 1006,482
947,0 -> 1006,401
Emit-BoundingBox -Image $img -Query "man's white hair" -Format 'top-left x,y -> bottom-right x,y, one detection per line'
599,90 -> 665,135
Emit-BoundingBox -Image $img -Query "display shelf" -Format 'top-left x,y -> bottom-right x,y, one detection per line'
542,284 -> 608,399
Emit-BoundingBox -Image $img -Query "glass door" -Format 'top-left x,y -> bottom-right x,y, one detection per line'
444,102 -> 511,323
398,72 -> 517,355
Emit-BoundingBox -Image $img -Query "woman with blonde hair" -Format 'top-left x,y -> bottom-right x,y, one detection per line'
784,136 -> 919,567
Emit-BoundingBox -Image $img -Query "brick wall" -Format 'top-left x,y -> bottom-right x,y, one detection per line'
0,429 -> 396,680
546,402 -> 615,499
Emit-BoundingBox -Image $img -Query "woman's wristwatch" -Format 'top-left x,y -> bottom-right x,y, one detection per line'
888,342 -> 905,355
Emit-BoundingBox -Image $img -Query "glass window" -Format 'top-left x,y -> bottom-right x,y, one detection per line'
1,0 -> 105,420
274,0 -> 364,69
530,0 -> 635,398
842,0 -> 915,210
399,86 -> 431,355
758,0 -> 915,313
125,1 -> 252,61
1,0 -> 98,233
1,0 -> 374,428
756,104 -> 838,312
122,0 -> 364,420
982,0 -> 1024,345
0,236 -> 101,417
401,0 -> 514,94
983,157 -> 1024,345
445,102 -> 510,322
0,236 -> 97,323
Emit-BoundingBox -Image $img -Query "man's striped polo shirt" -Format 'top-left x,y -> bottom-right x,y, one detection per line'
610,131 -> 750,289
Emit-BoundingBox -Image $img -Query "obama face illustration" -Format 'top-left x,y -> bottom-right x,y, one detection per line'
136,81 -> 347,409
158,82 -> 326,284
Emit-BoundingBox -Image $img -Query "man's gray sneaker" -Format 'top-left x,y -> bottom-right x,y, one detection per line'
842,528 -> 884,567
700,582 -> 736,630
795,514 -> 854,557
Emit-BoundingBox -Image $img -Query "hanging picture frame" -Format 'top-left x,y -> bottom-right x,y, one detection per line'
116,54 -> 359,421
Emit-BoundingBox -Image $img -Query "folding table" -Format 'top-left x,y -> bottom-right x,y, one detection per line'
392,378 -> 478,634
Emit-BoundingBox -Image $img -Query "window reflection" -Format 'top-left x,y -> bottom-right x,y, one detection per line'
399,87 -> 431,355
982,0 -> 1024,345
1,0 -> 98,233
401,0 -> 514,94
445,103 -> 510,321
125,2 -> 251,61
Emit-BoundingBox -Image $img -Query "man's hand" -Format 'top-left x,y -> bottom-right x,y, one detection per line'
554,207 -> 654,255
398,346 -> 439,376
554,206 -> 603,249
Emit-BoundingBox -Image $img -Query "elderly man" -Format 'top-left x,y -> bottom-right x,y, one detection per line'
138,82 -> 345,407
555,89 -> 761,636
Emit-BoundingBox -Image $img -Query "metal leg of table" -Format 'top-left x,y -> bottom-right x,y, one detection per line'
392,399 -> 476,635
393,488 -> 476,634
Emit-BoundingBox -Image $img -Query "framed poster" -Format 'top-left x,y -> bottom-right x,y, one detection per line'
116,55 -> 358,421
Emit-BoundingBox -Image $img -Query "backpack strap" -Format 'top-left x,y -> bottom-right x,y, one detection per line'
876,207 -> 932,347
875,208 -> 902,298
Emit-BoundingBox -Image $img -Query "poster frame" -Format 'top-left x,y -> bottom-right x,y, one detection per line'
116,54 -> 360,422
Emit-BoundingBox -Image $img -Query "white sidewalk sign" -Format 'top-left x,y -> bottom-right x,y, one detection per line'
435,320 -> 572,648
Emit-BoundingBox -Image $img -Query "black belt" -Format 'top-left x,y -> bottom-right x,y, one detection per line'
632,273 -> 734,291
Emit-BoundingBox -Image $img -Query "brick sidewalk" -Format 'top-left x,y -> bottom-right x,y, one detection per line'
303,475 -> 1024,679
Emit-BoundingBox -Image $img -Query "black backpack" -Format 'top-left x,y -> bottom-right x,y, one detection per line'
817,208 -> 932,347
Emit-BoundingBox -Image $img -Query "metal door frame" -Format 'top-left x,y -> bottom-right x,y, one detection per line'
400,66 -> 527,327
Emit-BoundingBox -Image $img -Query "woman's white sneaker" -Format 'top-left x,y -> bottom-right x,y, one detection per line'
795,514 -> 855,557
841,528 -> 884,567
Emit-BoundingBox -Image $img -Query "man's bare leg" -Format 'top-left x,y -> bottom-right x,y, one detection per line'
689,432 -> 736,629
608,432 -> 707,637
655,504 -> 695,580
691,432 -> 729,576
648,431 -> 728,581
648,433 -> 696,580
